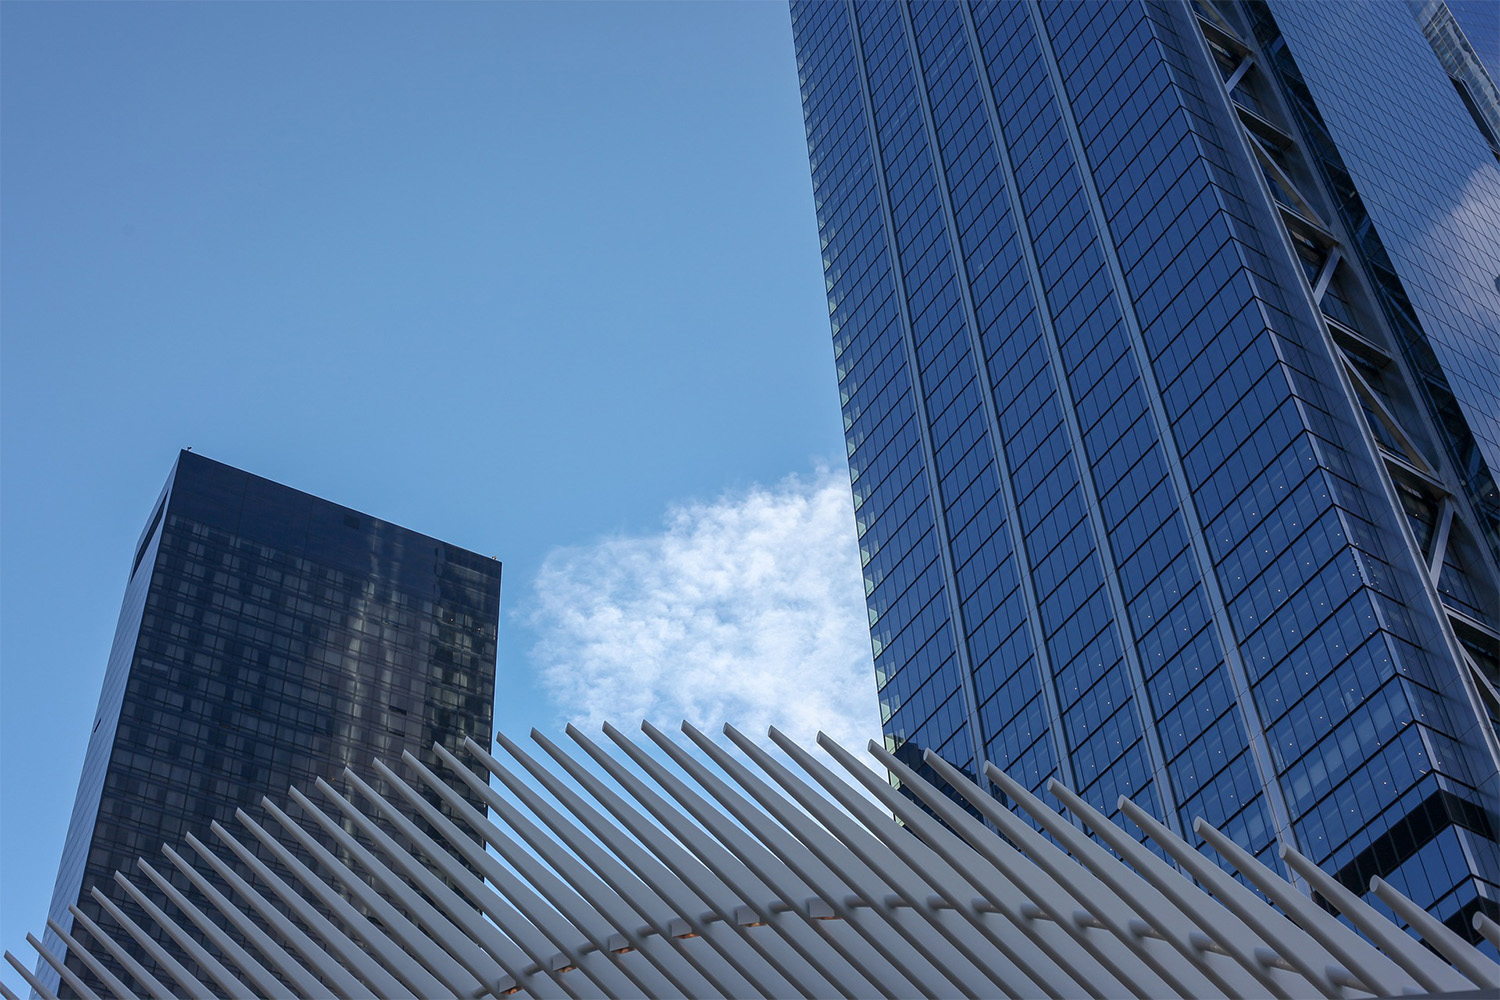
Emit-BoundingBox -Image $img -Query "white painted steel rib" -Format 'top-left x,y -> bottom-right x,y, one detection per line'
228,809 -> 439,999
1114,796 -> 1371,997
397,751 -> 667,1000
1140,809 -> 1410,995
133,859 -> 280,999
26,933 -> 100,1000
4,949 -> 60,1000
312,774 -> 534,999
345,763 -> 579,1000
791,729 -> 1092,1000
180,831 -> 374,1000
257,793 -> 481,998
1370,877 -> 1500,990
630,717 -> 927,993
468,732 -> 725,999
638,720 -> 940,998
282,785 -> 509,999
473,733 -> 743,998
866,739 -> 1157,1000
752,724 -> 1065,999
1061,790 -> 1309,998
203,822 -> 414,1000
14,724 -> 1499,1000
0,974 -> 23,1000
991,768 -> 1243,999
597,721 -> 894,998
155,851 -> 325,1000
984,771 -> 1230,1000
381,755 -> 657,995
1169,812 -> 1420,996
1475,913 -> 1500,951
723,724 -> 1035,998
369,758 -> 615,1000
523,728 -> 819,999
927,750 -> 1215,1000
675,721 -> 993,999
1050,791 -> 1288,1000
44,917 -> 140,1000
89,886 -> 219,1000
68,903 -> 179,1000
965,755 -> 1221,998
113,872 -> 245,999
1277,842 -> 1470,994
552,725 -> 846,1000
1146,815 -> 1350,1000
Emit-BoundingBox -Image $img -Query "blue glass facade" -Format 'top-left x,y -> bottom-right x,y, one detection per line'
793,0 -> 1499,944
38,452 -> 501,996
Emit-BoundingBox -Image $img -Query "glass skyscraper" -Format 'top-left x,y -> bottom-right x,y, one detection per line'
37,451 -> 501,996
792,0 -> 1499,943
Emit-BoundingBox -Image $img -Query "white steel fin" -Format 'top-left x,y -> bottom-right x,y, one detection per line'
8,724 -> 1494,1000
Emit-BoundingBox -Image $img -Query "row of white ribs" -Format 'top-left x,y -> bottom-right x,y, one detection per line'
7,721 -> 1499,999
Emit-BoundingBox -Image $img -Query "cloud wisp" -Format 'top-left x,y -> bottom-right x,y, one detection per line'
529,469 -> 881,753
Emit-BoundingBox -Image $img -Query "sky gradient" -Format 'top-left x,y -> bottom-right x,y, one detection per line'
0,3 -> 882,988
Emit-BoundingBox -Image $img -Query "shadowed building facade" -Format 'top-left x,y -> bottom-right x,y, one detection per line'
791,0 -> 1499,943
36,451 -> 501,996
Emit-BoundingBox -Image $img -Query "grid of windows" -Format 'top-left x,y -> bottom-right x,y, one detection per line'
795,0 -> 982,795
1241,0 -> 1500,940
39,452 -> 500,997
792,0 -> 1498,939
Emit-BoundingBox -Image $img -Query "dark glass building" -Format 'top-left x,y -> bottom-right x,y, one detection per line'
37,451 -> 501,996
792,0 -> 1499,943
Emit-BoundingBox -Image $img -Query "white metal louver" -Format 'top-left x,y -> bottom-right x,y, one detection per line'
7,722 -> 1499,999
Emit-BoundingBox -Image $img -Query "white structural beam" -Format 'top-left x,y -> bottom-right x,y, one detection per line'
11,723 -> 1500,999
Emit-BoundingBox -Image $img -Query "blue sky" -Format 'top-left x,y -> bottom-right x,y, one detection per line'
0,2 -> 884,985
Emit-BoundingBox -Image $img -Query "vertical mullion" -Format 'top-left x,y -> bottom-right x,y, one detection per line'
845,0 -> 990,789
901,0 -> 1080,798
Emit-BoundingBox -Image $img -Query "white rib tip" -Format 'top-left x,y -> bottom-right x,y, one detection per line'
805,897 -> 835,919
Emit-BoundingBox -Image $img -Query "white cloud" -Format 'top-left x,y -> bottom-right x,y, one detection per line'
528,469 -> 881,755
